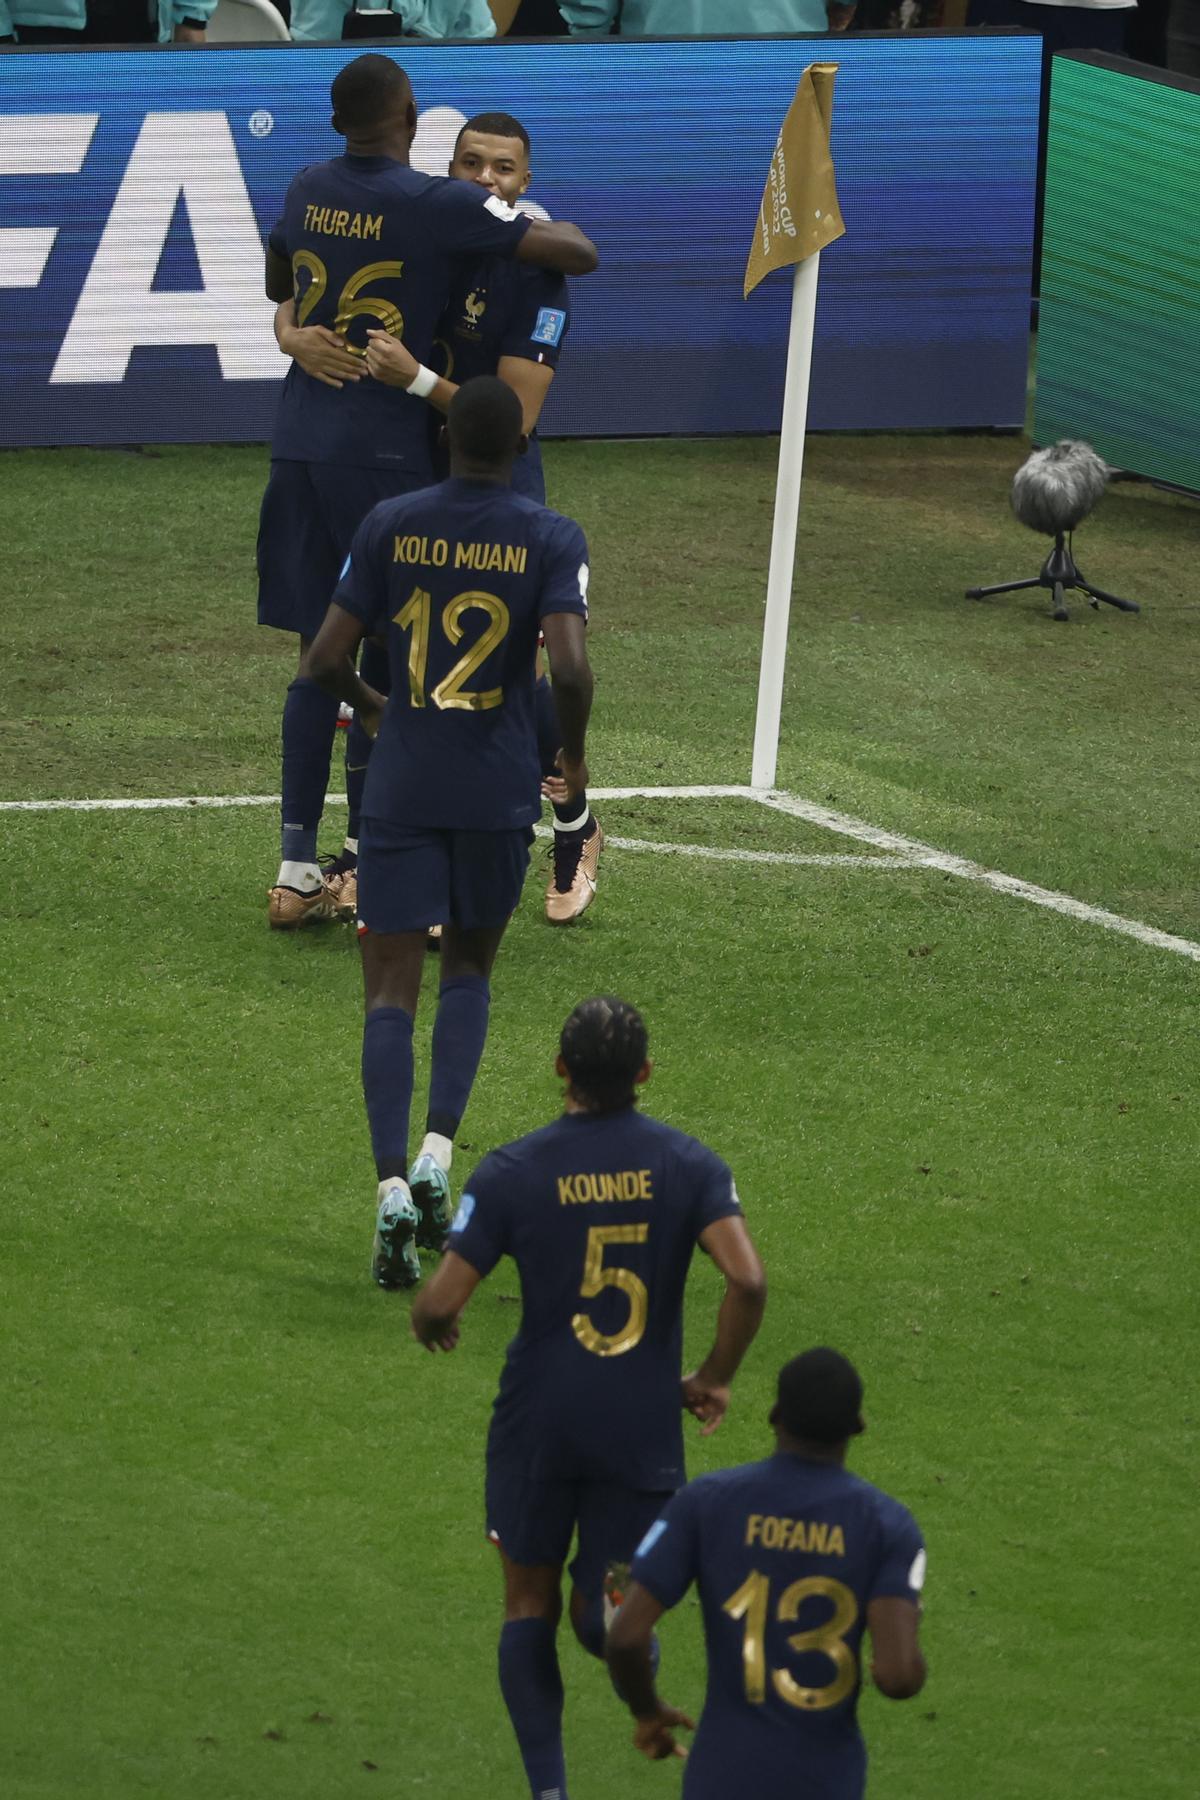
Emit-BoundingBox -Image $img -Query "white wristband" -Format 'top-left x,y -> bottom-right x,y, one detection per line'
406,364 -> 438,400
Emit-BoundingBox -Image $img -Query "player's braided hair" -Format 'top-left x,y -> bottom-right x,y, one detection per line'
560,997 -> 648,1113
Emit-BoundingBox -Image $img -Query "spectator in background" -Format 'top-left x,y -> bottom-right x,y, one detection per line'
488,0 -> 567,29
966,0 -> 1134,58
557,0 -> 856,29
1167,0 -> 1200,66
291,0 -> 494,35
1,0 -> 212,39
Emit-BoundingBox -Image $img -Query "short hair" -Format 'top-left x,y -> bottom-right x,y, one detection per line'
560,997 -> 648,1112
774,1348 -> 865,1445
447,376 -> 523,466
454,112 -> 531,157
330,56 -> 412,135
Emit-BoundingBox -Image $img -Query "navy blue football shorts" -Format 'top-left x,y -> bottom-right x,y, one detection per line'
357,817 -> 533,934
485,1437 -> 673,1601
256,461 -> 423,639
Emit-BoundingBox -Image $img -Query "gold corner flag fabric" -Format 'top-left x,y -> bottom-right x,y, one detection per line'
744,63 -> 845,299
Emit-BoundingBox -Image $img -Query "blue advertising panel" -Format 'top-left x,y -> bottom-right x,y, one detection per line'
0,34 -> 1039,448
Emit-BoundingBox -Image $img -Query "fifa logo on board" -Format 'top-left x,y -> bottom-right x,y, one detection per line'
0,106 -> 550,386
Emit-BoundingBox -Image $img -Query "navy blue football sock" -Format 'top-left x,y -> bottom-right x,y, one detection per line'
498,1620 -> 567,1800
345,638 -> 389,844
361,1006 -> 414,1181
280,677 -> 341,867
344,713 -> 371,848
427,976 -> 490,1141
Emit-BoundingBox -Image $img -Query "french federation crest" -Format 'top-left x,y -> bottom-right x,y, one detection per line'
457,290 -> 486,339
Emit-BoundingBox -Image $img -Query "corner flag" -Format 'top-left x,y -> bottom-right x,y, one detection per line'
746,65 -> 844,789
745,64 -> 844,298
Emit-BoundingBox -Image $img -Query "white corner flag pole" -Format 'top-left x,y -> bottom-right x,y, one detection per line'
750,250 -> 821,792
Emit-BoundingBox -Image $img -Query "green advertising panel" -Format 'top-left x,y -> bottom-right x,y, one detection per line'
1036,54 -> 1200,494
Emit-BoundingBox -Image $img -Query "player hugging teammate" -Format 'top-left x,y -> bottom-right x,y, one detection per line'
261,68 -> 602,933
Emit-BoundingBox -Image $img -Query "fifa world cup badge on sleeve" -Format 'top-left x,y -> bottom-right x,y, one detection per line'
532,308 -> 567,348
449,1192 -> 476,1235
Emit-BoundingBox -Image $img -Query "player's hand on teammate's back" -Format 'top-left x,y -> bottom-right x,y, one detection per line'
364,329 -> 418,388
631,1704 -> 694,1762
287,325 -> 364,390
680,1370 -> 731,1436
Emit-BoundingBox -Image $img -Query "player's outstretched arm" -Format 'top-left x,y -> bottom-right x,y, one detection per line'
682,1217 -> 767,1435
541,611 -> 593,802
867,1597 -> 927,1699
606,1584 -> 695,1761
302,605 -> 386,736
410,1250 -> 483,1353
516,219 -> 599,277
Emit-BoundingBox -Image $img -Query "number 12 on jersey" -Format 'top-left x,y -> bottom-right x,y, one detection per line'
394,585 -> 510,712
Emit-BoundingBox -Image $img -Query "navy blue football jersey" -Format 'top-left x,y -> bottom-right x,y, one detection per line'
332,476 -> 588,831
447,1109 -> 743,1490
632,1456 -> 926,1800
268,156 -> 531,474
430,258 -> 571,502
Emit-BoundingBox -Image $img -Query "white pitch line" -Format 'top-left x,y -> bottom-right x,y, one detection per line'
754,788 -> 1200,965
0,784 -> 758,815
6,783 -> 1194,963
530,824 -> 910,870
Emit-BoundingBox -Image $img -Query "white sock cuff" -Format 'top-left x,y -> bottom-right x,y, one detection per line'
276,859 -> 323,892
344,836 -> 359,855
419,1132 -> 454,1173
553,805 -> 590,834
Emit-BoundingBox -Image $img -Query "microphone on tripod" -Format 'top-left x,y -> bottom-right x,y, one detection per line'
966,440 -> 1140,622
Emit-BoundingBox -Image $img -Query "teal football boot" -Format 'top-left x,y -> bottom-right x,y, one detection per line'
409,1153 -> 453,1252
372,1179 -> 421,1290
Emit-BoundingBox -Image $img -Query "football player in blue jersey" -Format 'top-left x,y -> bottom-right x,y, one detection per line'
410,995 -> 767,1800
607,1347 -> 928,1797
363,111 -> 603,926
302,378 -> 595,1287
258,55 -> 597,931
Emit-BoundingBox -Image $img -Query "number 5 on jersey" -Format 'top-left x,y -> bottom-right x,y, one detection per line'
572,1224 -> 649,1358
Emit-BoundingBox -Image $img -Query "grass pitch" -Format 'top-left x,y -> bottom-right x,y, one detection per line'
1,436 -> 1197,1799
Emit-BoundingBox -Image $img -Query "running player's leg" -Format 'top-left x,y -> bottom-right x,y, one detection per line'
568,1485 -> 670,1698
258,461 -> 342,928
357,821 -> 450,1288
487,1435 -> 575,1800
408,827 -> 530,1244
536,672 -> 602,925
498,1554 -> 569,1800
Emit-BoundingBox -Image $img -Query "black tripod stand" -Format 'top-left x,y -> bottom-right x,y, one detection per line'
966,532 -> 1140,622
